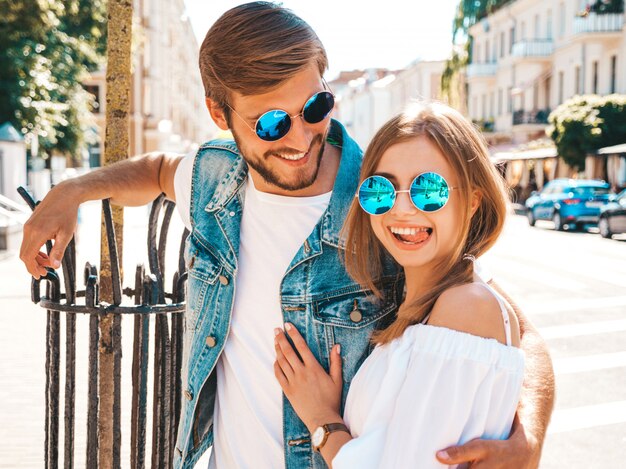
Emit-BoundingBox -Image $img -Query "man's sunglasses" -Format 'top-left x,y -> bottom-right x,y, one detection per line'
356,172 -> 458,215
227,89 -> 335,142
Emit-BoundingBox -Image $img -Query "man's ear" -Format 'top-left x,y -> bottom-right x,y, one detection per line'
205,97 -> 229,130
470,189 -> 482,216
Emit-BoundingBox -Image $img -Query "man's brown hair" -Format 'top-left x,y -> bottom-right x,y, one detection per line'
199,2 -> 328,115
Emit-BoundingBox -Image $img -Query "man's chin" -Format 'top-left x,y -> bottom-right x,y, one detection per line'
258,141 -> 325,191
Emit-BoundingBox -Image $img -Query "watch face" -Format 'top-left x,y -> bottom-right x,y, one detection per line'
312,426 -> 325,447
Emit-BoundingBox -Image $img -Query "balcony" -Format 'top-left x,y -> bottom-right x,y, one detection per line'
511,40 -> 554,59
512,109 -> 551,126
573,12 -> 624,35
466,63 -> 498,79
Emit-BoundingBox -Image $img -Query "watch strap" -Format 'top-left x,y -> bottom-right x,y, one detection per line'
314,422 -> 350,452
324,422 -> 349,434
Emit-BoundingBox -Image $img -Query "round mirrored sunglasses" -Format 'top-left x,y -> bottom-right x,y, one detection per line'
356,172 -> 458,215
228,90 -> 335,142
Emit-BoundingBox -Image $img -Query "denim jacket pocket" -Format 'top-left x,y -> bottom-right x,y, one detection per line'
312,284 -> 398,407
312,288 -> 395,329
185,235 -> 223,331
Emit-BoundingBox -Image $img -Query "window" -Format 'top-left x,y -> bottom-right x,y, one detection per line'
534,14 -> 540,39
482,94 -> 487,119
508,87 -> 513,112
509,27 -> 515,53
546,10 -> 552,39
592,61 -> 599,94
498,88 -> 503,115
559,3 -> 566,37
500,32 -> 505,58
575,66 -> 581,95
472,96 -> 478,119
610,55 -> 617,93
485,40 -> 490,63
558,71 -> 564,103
490,92 -> 495,118
521,22 -> 526,40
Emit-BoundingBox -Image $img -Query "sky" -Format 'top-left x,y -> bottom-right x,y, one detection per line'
183,0 -> 460,79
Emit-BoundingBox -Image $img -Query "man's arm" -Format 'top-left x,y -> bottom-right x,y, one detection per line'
436,281 -> 555,468
20,152 -> 183,278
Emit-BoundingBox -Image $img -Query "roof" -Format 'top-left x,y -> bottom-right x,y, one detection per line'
491,146 -> 557,161
0,123 -> 24,142
597,143 -> 626,155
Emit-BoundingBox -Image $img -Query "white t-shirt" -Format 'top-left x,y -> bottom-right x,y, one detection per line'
174,152 -> 332,468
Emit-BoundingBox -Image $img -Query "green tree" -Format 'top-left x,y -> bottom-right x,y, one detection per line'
0,0 -> 107,163
548,95 -> 626,171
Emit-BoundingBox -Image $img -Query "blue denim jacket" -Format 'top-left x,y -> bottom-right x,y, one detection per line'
173,120 -> 404,469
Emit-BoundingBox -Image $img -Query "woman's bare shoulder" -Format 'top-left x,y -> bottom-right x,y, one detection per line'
426,283 -> 515,346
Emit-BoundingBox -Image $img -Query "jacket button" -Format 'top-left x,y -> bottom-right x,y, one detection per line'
350,309 -> 363,323
219,275 -> 229,286
205,336 -> 217,347
184,389 -> 193,401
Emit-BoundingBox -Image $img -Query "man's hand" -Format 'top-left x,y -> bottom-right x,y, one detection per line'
20,181 -> 80,278
436,416 -> 541,469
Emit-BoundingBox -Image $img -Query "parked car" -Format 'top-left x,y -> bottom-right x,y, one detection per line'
598,189 -> 626,239
525,179 -> 612,231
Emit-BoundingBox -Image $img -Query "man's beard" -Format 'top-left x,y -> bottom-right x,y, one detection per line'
233,131 -> 327,191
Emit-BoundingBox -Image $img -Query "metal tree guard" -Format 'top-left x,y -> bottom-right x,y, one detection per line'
20,187 -> 188,469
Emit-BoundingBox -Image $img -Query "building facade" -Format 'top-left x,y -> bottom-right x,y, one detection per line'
331,61 -> 445,149
84,0 -> 216,165
466,0 -> 625,144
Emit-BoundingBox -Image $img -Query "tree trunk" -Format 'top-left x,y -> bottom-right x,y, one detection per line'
99,0 -> 133,467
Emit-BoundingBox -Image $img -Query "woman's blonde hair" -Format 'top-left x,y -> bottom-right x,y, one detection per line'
342,102 -> 510,345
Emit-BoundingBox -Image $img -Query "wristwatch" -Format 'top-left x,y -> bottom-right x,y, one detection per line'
311,422 -> 350,452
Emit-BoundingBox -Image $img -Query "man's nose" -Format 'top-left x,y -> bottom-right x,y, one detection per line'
282,115 -> 312,152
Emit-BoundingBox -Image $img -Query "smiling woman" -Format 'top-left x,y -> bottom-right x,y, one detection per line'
273,101 -> 527,468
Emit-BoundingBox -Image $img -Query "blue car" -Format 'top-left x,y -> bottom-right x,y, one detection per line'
525,179 -> 612,231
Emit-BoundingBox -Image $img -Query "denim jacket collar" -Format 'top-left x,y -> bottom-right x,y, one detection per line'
203,140 -> 247,214
202,119 -> 362,250
320,119 -> 362,250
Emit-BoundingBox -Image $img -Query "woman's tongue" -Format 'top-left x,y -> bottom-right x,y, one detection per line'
395,230 -> 430,244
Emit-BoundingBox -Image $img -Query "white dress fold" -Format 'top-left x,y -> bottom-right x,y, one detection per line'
332,325 -> 525,469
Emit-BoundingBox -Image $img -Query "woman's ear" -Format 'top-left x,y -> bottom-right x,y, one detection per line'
205,97 -> 230,130
470,189 -> 482,216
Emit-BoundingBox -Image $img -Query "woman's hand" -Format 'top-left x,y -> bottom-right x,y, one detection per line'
274,322 -> 344,432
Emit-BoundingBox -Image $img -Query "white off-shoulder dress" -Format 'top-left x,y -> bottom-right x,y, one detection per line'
332,282 -> 525,469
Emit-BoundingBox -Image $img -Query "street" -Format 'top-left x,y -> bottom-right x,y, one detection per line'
482,214 -> 626,468
0,206 -> 625,468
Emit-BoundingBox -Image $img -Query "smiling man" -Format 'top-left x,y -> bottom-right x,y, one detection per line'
20,2 -> 554,468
